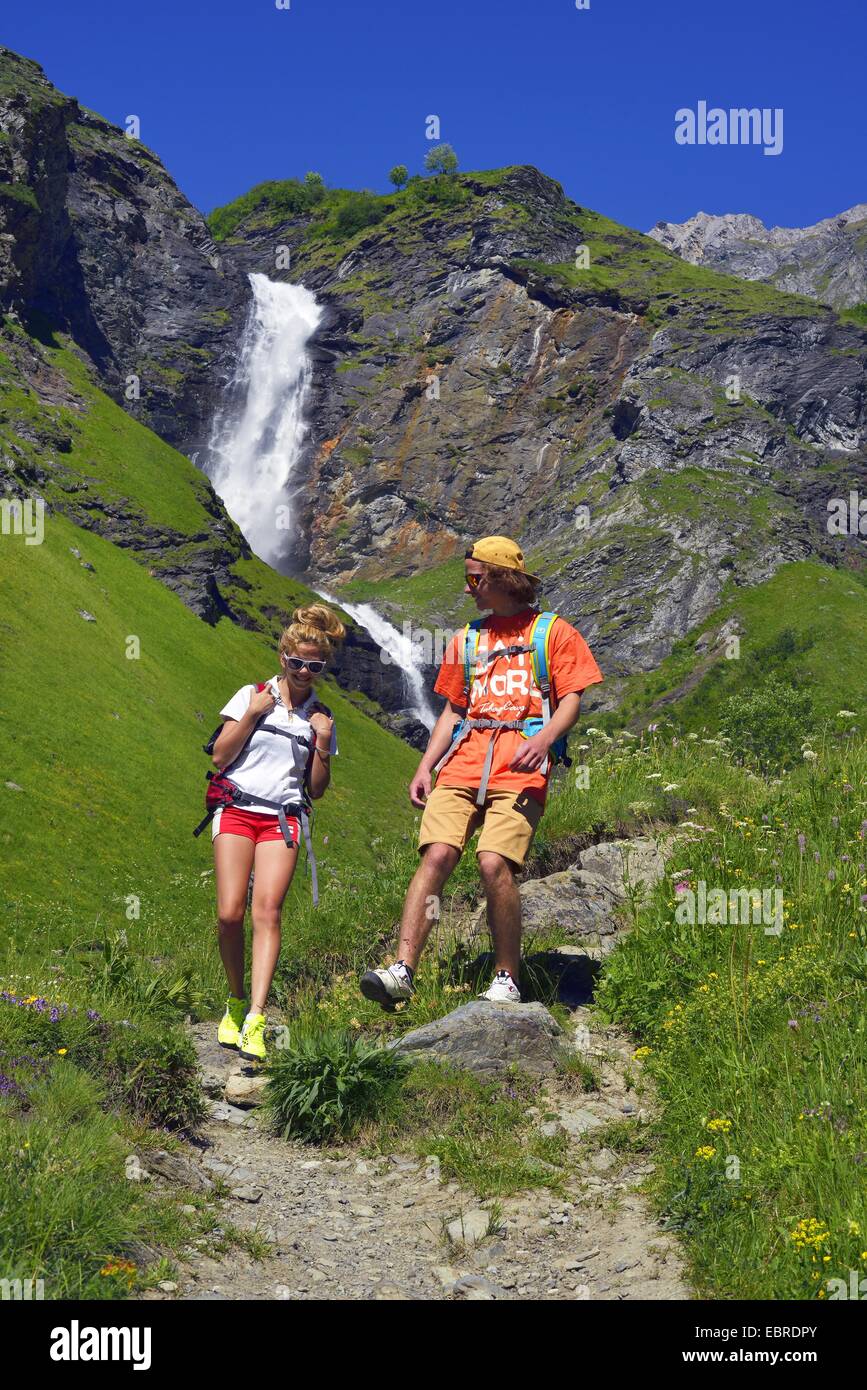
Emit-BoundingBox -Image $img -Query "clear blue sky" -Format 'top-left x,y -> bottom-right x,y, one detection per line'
5,0 -> 864,231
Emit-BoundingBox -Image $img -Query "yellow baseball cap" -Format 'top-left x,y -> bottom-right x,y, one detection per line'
465,536 -> 539,582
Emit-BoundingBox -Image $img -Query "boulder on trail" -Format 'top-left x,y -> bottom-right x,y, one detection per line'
392,1000 -> 565,1076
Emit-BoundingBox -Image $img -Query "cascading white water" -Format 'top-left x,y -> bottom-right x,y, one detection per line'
205,273 -> 323,567
204,274 -> 437,731
318,589 -> 438,731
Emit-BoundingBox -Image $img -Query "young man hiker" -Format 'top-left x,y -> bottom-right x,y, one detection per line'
359,536 -> 604,1010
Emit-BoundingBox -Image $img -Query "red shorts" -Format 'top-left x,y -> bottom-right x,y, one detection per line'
212,805 -> 300,846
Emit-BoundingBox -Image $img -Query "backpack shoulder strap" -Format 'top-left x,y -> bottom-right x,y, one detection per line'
530,612 -> 558,716
461,619 -> 484,702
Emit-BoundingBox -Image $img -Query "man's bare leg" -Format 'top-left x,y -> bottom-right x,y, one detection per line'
477,850 -> 522,981
395,842 -> 461,971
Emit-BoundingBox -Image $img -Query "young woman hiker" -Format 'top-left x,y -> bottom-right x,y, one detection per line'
209,604 -> 345,1061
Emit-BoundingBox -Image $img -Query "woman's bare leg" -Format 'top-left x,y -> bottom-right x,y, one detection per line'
249,838 -> 298,1014
213,832 -> 255,998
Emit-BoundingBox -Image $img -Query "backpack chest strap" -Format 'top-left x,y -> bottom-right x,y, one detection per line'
433,717 -> 528,806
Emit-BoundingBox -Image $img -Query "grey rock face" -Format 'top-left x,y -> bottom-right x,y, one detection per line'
219,171 -> 866,697
469,834 -> 674,953
0,47 -> 249,453
393,999 -> 565,1076
648,205 -> 867,310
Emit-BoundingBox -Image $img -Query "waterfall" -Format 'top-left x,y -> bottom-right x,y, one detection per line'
203,273 -> 437,733
204,272 -> 323,567
318,589 -> 438,731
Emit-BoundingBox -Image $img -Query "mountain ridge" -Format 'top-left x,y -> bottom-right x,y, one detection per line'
647,204 -> 867,310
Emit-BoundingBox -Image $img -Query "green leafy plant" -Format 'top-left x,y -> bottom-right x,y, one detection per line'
719,676 -> 815,772
103,1017 -> 207,1128
79,933 -> 204,1020
332,190 -> 388,239
264,1025 -> 410,1143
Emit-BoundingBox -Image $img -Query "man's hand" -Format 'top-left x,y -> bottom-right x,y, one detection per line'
409,767 -> 432,807
508,731 -> 551,773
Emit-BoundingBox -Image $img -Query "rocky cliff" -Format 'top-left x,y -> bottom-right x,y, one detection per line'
647,206 -> 867,312
0,46 -> 247,453
211,171 -> 867,707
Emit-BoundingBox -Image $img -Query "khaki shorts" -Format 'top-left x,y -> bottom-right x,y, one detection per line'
417,783 -> 544,870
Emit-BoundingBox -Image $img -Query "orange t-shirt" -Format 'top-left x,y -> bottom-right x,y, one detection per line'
433,608 -> 604,803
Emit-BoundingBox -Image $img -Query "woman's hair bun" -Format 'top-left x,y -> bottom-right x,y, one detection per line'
279,603 -> 346,663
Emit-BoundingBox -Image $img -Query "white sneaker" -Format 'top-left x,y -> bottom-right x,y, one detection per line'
359,961 -> 414,1012
480,970 -> 522,1003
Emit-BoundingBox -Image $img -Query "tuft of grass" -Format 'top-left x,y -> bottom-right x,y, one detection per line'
0,1064 -> 176,1298
555,1051 -> 601,1094
263,1023 -> 410,1144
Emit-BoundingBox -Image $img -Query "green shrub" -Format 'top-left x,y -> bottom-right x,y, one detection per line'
332,191 -> 388,239
264,1025 -> 409,1143
207,178 -> 322,239
103,1019 -> 207,1129
719,676 -> 815,772
0,978 -> 204,1128
78,932 -> 206,1021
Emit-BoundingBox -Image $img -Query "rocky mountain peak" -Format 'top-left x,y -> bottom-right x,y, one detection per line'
648,205 -> 867,308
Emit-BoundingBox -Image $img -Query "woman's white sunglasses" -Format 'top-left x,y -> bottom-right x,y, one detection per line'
283,655 -> 326,674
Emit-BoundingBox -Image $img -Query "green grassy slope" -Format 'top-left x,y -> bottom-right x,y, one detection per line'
614,560 -> 867,731
1,507 -> 418,948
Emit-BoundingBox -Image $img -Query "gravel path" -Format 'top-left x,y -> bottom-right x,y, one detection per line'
137,1006 -> 689,1301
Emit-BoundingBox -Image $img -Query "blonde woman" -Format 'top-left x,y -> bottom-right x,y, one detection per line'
208,604 -> 345,1061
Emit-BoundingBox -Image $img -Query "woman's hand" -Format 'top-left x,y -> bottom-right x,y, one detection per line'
309,711 -> 333,747
248,684 -> 277,717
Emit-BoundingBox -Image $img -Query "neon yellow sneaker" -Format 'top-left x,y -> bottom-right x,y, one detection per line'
238,1012 -> 267,1063
217,996 -> 247,1050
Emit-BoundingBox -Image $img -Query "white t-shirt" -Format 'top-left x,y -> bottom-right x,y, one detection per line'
217,676 -> 338,814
